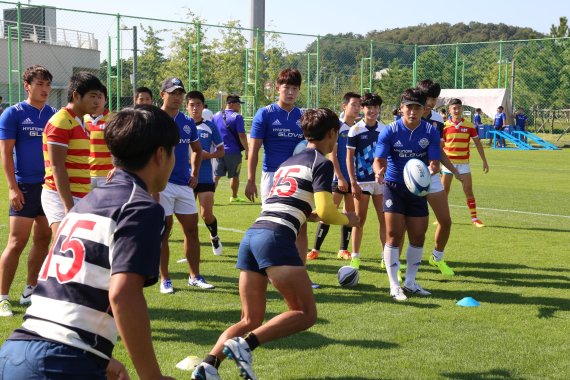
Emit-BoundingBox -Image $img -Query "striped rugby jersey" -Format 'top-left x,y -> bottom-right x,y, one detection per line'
43,108 -> 91,197
442,118 -> 478,164
346,120 -> 385,183
86,109 -> 114,178
11,170 -> 165,361
252,148 -> 333,237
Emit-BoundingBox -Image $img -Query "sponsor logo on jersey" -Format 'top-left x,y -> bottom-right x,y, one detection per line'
272,119 -> 282,126
394,140 -> 403,148
22,118 -> 34,125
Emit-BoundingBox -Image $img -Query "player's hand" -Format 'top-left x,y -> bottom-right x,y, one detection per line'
106,167 -> 117,182
453,171 -> 463,182
482,161 -> 489,174
244,151 -> 248,161
344,211 -> 360,228
106,358 -> 130,380
245,180 -> 257,202
374,172 -> 384,185
9,187 -> 25,212
188,176 -> 198,189
337,177 -> 348,192
351,182 -> 362,200
307,211 -> 320,223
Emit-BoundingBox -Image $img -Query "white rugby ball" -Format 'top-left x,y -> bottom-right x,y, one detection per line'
337,265 -> 359,287
403,158 -> 431,197
292,140 -> 308,155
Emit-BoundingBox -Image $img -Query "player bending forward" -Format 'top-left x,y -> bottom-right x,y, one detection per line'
192,108 -> 359,380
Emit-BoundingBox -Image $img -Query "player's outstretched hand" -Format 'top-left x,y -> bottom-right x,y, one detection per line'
245,180 -> 258,202
106,358 -> 130,380
307,211 -> 321,223
345,211 -> 360,228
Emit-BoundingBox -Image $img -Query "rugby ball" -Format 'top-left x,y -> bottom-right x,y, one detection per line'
292,140 -> 308,155
337,265 -> 359,287
403,158 -> 431,197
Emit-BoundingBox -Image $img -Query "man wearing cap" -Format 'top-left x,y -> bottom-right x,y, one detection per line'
157,77 -> 212,294
212,95 -> 249,203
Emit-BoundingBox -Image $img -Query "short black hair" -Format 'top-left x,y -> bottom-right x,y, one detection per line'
185,90 -> 205,104
277,68 -> 302,87
400,88 -> 426,106
475,108 -> 482,113
416,79 -> 441,98
135,86 -> 153,99
448,98 -> 462,106
361,92 -> 383,107
105,105 -> 179,171
497,106 -> 504,110
342,92 -> 361,104
67,72 -> 105,102
23,65 -> 53,84
301,108 -> 340,141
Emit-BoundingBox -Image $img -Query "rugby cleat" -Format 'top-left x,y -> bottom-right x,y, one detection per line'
192,362 -> 221,380
223,337 -> 257,380
429,255 -> 455,276
306,249 -> 319,260
403,282 -> 431,296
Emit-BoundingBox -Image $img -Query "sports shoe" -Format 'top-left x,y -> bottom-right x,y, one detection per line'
160,279 -> 174,294
380,258 -> 386,269
188,275 -> 215,290
350,257 -> 361,270
337,250 -> 351,260
403,282 -> 431,296
397,269 -> 403,284
311,281 -> 320,289
20,284 -> 35,305
390,287 -> 407,302
0,300 -> 13,317
429,255 -> 455,276
223,337 -> 257,380
192,362 -> 221,380
472,218 -> 485,228
211,237 -> 223,256
307,249 -> 319,260
230,196 -> 247,203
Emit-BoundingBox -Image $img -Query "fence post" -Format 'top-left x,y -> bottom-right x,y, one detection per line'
17,1 -> 23,101
116,14 -> 121,111
497,41 -> 503,88
196,21 -> 201,91
132,25 -> 137,104
369,40 -> 373,92
413,44 -> 417,86
8,26 -> 14,104
454,43 -> 459,89
107,35 -> 114,111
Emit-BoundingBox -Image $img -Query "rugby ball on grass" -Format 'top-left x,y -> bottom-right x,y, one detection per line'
292,140 -> 308,155
403,158 -> 431,197
338,265 -> 359,287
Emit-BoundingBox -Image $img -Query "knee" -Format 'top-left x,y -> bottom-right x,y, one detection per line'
301,306 -> 318,329
438,216 -> 452,230
6,235 -> 28,253
240,316 -> 263,331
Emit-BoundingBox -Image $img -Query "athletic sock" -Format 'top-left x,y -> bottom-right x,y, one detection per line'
206,218 -> 218,238
204,354 -> 221,369
351,252 -> 360,259
404,244 -> 424,287
340,225 -> 351,251
432,249 -> 444,262
467,197 -> 478,220
383,244 -> 400,288
0,295 -> 8,301
313,223 -> 330,251
244,332 -> 260,351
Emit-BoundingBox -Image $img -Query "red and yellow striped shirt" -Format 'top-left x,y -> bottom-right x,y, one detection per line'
86,110 -> 114,178
442,118 -> 479,164
43,108 -> 91,198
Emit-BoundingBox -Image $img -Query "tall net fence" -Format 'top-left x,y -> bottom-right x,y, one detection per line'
1,1 -> 569,130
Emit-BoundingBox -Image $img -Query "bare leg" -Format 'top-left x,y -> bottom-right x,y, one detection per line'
159,215 -> 173,281
0,217 -> 33,295
26,216 -> 52,286
177,213 -> 201,277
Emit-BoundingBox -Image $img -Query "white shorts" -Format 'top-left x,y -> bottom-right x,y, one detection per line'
428,173 -> 444,194
159,182 -> 198,216
358,181 -> 383,196
91,176 -> 107,189
260,171 -> 275,205
442,163 -> 471,175
41,189 -> 81,226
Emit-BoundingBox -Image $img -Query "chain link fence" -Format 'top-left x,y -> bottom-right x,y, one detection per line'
1,1 -> 569,131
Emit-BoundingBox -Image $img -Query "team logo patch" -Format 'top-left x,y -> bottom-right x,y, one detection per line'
296,120 -> 301,127
385,199 -> 393,208
418,138 -> 430,149
183,125 -> 192,135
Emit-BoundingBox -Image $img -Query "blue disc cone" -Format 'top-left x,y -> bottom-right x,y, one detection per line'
456,297 -> 480,307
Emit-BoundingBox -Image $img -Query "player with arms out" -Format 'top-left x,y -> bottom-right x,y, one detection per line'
192,108 -> 359,380
0,105 -> 179,379
373,88 -> 441,301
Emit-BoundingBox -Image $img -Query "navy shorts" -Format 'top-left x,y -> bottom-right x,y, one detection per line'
9,183 -> 45,218
194,183 -> 216,194
332,181 -> 352,194
383,181 -> 428,217
236,227 -> 303,275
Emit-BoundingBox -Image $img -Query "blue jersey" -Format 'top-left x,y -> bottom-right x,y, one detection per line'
0,101 -> 56,183
346,120 -> 385,183
515,114 -> 528,129
169,112 -> 199,186
250,102 -> 303,172
196,119 -> 223,184
334,121 -> 351,182
212,110 -> 246,154
494,112 -> 506,127
474,114 -> 482,127
375,119 -> 441,184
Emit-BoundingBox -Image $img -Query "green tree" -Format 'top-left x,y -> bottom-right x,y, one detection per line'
550,17 -> 569,38
138,25 -> 166,96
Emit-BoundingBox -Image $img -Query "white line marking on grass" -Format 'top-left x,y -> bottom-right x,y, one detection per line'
449,204 -> 570,219
199,224 -> 247,234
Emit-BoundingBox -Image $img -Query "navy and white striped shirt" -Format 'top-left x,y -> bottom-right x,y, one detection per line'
10,170 -> 165,361
346,120 -> 385,183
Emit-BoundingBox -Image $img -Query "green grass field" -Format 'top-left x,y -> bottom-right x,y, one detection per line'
1,147 -> 569,379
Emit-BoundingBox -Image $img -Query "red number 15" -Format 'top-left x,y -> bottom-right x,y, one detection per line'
269,168 -> 300,197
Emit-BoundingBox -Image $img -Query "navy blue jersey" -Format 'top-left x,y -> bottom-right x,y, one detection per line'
169,112 -> 199,186
11,170 -> 165,360
334,121 -> 351,182
515,114 -> 528,128
346,120 -> 385,183
0,101 -> 57,183
474,114 -> 482,127
494,112 -> 506,127
250,102 -> 304,172
374,119 -> 441,184
252,148 -> 333,237
195,119 -> 223,184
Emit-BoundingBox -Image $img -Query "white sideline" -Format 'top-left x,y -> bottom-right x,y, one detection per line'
448,204 -> 570,219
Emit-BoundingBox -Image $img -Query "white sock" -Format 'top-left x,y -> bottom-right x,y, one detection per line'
0,295 -> 9,301
22,285 -> 36,297
404,244 -> 424,288
351,252 -> 360,259
383,244 -> 400,288
432,249 -> 444,262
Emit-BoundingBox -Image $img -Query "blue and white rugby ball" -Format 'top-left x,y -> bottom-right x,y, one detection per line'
403,158 -> 431,197
292,139 -> 308,155
338,265 -> 359,287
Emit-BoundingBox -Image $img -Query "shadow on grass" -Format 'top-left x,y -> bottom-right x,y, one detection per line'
452,221 -> 570,234
447,261 -> 570,273
298,377 -> 379,380
441,368 -> 524,379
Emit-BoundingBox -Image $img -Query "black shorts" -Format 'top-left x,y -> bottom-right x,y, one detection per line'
332,181 -> 352,194
214,153 -> 242,178
194,183 -> 216,194
9,183 -> 45,218
383,181 -> 428,217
